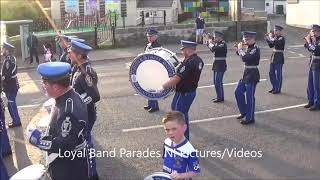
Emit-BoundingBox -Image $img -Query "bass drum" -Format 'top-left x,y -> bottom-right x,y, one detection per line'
129,47 -> 179,100
144,172 -> 172,180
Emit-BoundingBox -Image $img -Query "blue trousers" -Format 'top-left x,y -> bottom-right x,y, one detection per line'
235,80 -> 256,121
269,63 -> 283,92
5,90 -> 21,125
87,109 -> 98,177
0,132 -> 10,180
147,100 -> 159,110
171,91 -> 196,140
308,69 -> 320,107
213,71 -> 225,100
0,101 -> 11,157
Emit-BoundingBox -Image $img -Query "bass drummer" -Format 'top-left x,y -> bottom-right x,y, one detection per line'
143,27 -> 162,113
151,40 -> 204,140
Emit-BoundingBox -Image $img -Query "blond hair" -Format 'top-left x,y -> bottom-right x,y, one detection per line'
162,111 -> 185,125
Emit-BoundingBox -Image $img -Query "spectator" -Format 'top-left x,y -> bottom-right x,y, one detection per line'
195,13 -> 205,44
27,32 -> 39,64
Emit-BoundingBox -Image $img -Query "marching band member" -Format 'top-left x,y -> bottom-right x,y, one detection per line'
234,31 -> 260,125
265,25 -> 285,94
69,40 -> 100,180
207,31 -> 227,103
143,27 -> 162,113
1,42 -> 21,128
27,62 -> 90,180
152,40 -> 204,140
304,24 -> 320,111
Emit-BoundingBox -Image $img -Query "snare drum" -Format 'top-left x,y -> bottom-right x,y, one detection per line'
129,47 -> 179,100
10,164 -> 47,180
144,172 -> 172,180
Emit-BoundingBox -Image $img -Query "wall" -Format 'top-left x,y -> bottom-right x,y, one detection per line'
114,20 -> 267,47
286,0 -> 320,28
9,31 -> 95,56
265,0 -> 286,15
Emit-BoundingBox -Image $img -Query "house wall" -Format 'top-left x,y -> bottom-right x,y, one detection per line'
287,0 -> 320,28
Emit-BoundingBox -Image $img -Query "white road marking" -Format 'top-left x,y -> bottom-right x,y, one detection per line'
287,45 -> 304,48
133,79 -> 267,95
197,79 -> 267,89
122,103 -> 306,132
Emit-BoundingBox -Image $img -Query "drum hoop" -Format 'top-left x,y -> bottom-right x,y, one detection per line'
144,172 -> 172,180
129,51 -> 175,100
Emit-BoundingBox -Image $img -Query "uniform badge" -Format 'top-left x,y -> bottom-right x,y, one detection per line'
193,160 -> 200,171
249,48 -> 256,54
85,75 -> 93,87
179,66 -> 185,73
61,117 -> 72,138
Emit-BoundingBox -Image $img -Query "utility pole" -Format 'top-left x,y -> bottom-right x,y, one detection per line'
236,0 -> 242,41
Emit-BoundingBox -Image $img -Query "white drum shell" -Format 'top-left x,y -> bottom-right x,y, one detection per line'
10,164 -> 47,180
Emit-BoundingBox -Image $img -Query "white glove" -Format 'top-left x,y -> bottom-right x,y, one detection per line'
147,86 -> 164,93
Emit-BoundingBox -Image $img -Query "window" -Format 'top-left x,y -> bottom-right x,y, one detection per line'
287,0 -> 299,4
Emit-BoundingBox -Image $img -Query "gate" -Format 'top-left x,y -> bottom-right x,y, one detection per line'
96,11 -> 118,47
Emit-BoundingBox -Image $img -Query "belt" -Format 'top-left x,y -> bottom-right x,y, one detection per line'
312,56 -> 320,60
11,75 -> 16,78
244,65 -> 258,69
214,57 -> 226,61
273,49 -> 284,53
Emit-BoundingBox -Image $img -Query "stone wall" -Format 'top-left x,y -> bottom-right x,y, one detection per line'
8,20 -> 266,55
114,20 -> 267,47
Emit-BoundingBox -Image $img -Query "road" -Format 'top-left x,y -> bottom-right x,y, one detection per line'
4,44 -> 320,179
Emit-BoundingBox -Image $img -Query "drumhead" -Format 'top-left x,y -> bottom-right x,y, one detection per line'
10,164 -> 46,180
144,172 -> 172,180
130,48 -> 178,100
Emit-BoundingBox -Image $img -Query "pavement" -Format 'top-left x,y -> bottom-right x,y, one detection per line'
4,16 -> 320,179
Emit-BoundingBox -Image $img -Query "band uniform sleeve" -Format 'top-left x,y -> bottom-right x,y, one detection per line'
266,38 -> 275,48
188,151 -> 201,173
40,112 -> 87,153
78,66 -> 100,104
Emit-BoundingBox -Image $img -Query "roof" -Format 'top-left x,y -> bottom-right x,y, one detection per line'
137,0 -> 173,8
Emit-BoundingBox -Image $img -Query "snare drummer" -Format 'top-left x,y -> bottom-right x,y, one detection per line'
153,40 -> 204,140
27,62 -> 90,180
144,27 -> 162,113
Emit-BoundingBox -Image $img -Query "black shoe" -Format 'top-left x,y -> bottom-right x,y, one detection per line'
148,108 -> 159,113
268,89 -> 274,93
309,106 -> 320,111
2,150 -> 12,157
272,91 -> 281,94
213,99 -> 224,103
89,175 -> 99,180
8,122 -> 21,128
143,106 -> 150,110
236,114 -> 246,119
240,119 -> 255,125
304,103 -> 313,108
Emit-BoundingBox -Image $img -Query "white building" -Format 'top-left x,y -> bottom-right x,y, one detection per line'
286,0 -> 320,28
50,0 -> 181,27
240,0 -> 286,15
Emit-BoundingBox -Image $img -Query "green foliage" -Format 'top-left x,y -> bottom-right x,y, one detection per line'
0,0 -> 43,36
